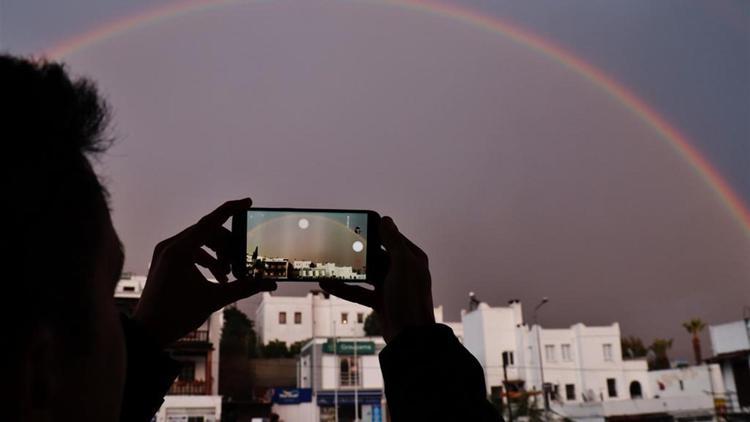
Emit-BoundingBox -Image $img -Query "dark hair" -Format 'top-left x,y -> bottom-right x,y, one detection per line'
1,54 -> 113,356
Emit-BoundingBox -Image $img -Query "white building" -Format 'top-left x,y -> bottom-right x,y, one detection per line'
255,291 -> 460,346
649,364 -> 724,399
255,291 -> 372,346
115,274 -> 223,422
462,299 -> 721,420
270,337 -> 387,422
709,318 -> 750,414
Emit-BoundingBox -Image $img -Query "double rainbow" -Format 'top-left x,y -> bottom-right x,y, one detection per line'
46,0 -> 750,237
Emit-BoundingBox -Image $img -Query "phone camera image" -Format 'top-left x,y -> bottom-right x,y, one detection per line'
245,211 -> 368,281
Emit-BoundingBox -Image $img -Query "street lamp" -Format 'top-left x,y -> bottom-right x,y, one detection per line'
533,297 -> 549,412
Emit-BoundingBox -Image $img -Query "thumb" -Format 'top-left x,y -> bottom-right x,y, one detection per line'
213,278 -> 277,308
379,216 -> 405,254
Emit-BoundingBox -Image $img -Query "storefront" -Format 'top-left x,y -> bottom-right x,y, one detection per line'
317,391 -> 383,422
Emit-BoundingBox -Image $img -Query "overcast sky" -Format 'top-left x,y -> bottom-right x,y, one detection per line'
2,0 -> 748,360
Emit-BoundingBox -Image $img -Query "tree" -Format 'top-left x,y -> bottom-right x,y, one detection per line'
221,307 -> 259,358
621,336 -> 648,359
649,338 -> 673,370
262,340 -> 290,358
682,318 -> 706,365
364,312 -> 382,337
289,339 -> 309,356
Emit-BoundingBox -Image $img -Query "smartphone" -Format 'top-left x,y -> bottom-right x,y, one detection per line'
231,208 -> 384,283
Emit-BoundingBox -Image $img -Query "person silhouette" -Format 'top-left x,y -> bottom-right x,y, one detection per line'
2,54 -> 501,421
1,54 -> 276,421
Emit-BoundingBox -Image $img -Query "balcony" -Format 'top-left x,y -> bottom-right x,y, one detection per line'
169,379 -> 211,395
170,330 -> 212,351
179,329 -> 209,343
339,372 -> 360,388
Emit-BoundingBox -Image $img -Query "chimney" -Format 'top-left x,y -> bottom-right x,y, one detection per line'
508,299 -> 523,325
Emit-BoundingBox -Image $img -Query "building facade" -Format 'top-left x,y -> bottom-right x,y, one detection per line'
256,292 -> 461,347
462,300 -> 721,420
115,274 -> 223,422
709,318 -> 750,414
255,291 -> 373,346
271,337 -> 387,422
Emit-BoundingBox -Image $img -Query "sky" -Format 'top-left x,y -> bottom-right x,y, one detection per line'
1,0 -> 748,360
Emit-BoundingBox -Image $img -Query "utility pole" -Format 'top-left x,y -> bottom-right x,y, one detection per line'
332,300 -> 339,422
354,338 -> 359,422
502,351 -> 514,422
533,297 -> 550,413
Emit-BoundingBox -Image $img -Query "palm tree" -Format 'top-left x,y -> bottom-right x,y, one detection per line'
682,318 -> 706,364
649,338 -> 673,370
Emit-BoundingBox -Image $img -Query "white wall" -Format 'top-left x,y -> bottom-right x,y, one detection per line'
649,364 -> 724,398
361,355 -> 384,389
256,293 -> 315,345
709,320 -> 750,355
461,301 -> 653,405
462,302 -> 523,393
156,395 -> 222,422
272,402 -> 317,422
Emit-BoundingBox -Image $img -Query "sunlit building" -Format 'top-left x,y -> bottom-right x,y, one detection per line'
709,318 -> 750,415
462,299 -> 723,420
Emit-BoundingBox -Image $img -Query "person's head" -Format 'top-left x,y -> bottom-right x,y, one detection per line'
1,54 -> 126,421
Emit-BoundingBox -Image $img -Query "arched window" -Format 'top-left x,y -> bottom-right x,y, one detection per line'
629,381 -> 643,399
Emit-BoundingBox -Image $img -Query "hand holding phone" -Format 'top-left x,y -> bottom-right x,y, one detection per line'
319,217 -> 435,343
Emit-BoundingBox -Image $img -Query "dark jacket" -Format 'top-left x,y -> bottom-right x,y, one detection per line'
120,316 -> 181,422
379,323 -> 503,421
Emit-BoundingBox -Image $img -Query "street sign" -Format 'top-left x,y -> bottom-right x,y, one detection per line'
323,340 -> 376,355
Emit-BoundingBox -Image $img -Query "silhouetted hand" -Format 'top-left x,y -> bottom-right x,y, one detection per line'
133,199 -> 276,347
320,217 -> 435,342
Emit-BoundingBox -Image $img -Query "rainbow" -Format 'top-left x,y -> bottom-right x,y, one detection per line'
46,0 -> 750,237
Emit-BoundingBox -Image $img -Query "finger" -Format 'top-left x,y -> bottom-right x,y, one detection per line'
319,281 -> 376,308
213,279 -> 277,308
183,198 -> 252,247
379,216 -> 406,254
400,232 -> 428,264
204,226 -> 233,267
195,248 -> 229,283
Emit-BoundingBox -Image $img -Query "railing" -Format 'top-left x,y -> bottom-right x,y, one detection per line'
175,329 -> 209,343
168,380 -> 210,395
339,372 -> 360,387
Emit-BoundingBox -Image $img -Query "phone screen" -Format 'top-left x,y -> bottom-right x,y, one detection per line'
244,210 -> 368,281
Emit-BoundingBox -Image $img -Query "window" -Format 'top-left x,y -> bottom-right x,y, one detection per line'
679,380 -> 684,391
294,312 -> 302,324
357,312 -> 364,323
339,356 -> 360,386
545,345 -> 556,362
178,361 -> 196,381
341,312 -> 349,324
607,378 -> 617,398
123,286 -> 135,292
603,344 -> 613,361
565,384 -> 576,401
502,351 -> 514,366
279,312 -> 287,324
561,344 -> 572,361
550,384 -> 560,401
